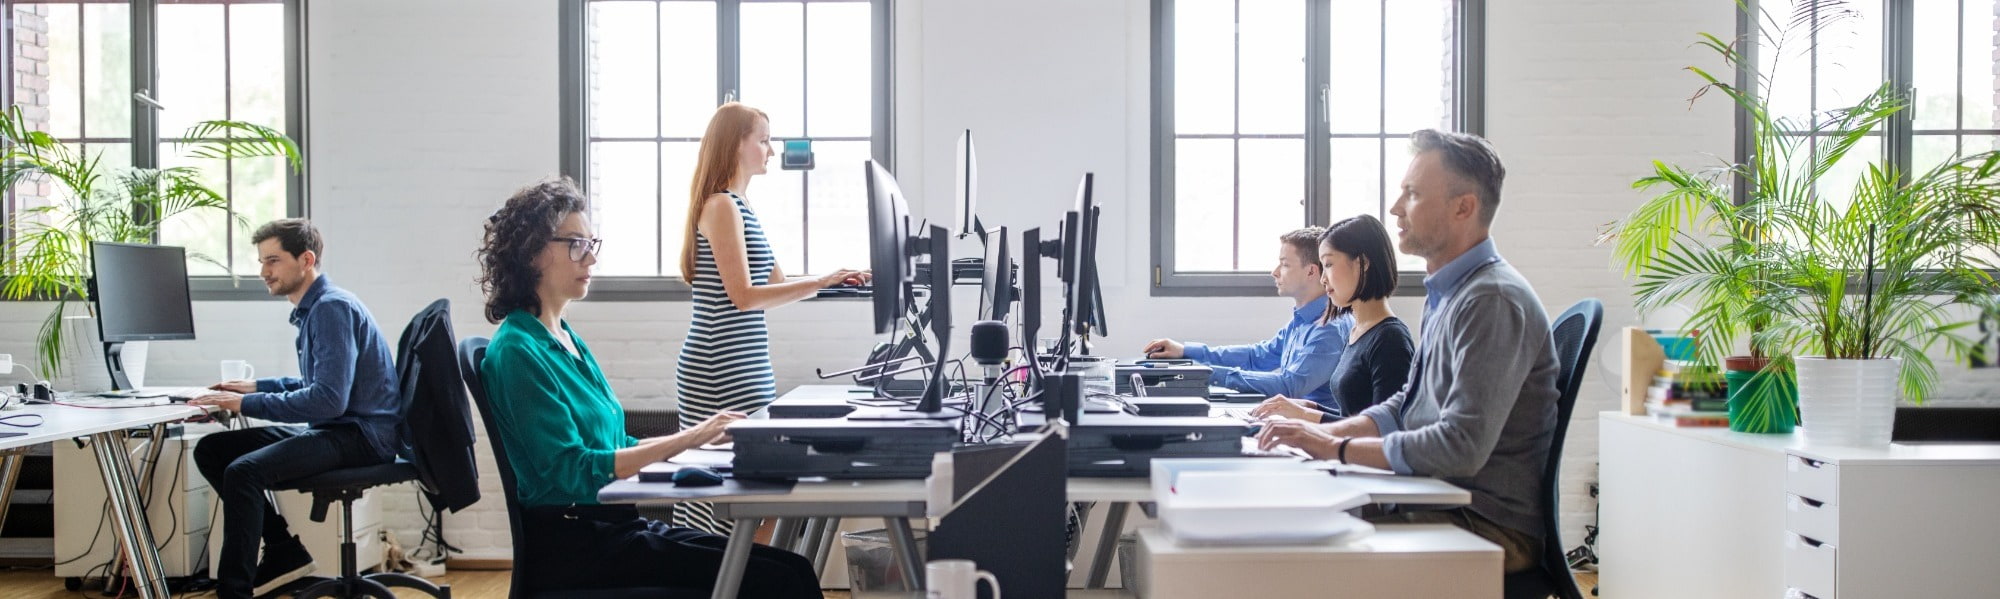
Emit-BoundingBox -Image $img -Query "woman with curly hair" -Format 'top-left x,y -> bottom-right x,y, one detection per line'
474,178 -> 819,596
675,102 -> 865,533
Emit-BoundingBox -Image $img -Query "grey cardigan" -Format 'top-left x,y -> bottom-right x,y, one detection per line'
1357,260 -> 1561,538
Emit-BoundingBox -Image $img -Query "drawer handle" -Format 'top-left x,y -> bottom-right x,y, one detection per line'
1798,496 -> 1825,508
1798,535 -> 1828,548
1794,456 -> 1825,469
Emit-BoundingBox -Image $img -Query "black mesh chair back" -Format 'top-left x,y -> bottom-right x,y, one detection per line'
1504,298 -> 1601,599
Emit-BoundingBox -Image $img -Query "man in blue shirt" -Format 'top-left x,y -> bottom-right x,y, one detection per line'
190,219 -> 402,599
1142,228 -> 1352,405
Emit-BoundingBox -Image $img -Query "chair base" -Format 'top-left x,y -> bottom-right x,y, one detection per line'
292,573 -> 449,599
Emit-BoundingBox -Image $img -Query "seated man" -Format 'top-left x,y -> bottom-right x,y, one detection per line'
1257,129 -> 1561,574
191,219 -> 402,599
1143,228 -> 1351,406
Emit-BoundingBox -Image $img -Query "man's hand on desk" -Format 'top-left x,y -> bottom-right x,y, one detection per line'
1250,395 -> 1322,423
1140,338 -> 1186,359
1256,419 -> 1341,460
210,380 -> 256,393
187,392 -> 244,413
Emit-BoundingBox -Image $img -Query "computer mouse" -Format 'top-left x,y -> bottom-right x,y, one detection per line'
1243,422 -> 1264,438
672,466 -> 726,487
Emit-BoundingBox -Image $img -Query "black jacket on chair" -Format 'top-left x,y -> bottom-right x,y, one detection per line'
397,298 -> 480,512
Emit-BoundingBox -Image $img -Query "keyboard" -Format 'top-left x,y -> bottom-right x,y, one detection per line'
112,387 -> 211,402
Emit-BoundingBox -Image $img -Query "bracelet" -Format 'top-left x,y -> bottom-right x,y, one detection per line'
1337,437 -> 1353,464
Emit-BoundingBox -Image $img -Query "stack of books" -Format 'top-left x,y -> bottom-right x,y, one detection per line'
1646,361 -> 1730,427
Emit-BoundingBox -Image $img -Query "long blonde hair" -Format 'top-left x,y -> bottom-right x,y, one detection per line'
681,102 -> 769,279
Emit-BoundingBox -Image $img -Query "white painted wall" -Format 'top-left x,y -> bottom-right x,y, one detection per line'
10,0 -> 1992,565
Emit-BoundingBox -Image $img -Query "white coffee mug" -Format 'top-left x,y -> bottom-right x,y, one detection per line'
220,360 -> 256,382
925,559 -> 999,599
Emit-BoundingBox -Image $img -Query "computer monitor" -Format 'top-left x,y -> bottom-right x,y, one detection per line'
1069,174 -> 1107,338
979,226 -> 1012,322
860,160 -> 963,420
867,160 -> 913,337
954,129 -> 980,239
89,242 -> 195,390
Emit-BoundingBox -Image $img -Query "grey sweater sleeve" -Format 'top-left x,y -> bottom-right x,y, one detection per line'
1380,286 -> 1546,478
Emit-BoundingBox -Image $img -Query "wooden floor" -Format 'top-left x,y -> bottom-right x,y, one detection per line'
0,567 -> 1598,598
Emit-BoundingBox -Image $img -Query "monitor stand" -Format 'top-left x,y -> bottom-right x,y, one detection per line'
103,341 -> 137,391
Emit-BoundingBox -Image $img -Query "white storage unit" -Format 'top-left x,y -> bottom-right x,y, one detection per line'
1600,412 -> 2000,599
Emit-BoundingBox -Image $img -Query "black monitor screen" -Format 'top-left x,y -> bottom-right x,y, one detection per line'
91,242 -> 195,342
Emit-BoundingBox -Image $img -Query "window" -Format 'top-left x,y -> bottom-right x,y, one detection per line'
1746,0 -> 2000,195
3,0 -> 304,280
1151,0 -> 1483,295
562,0 -> 891,295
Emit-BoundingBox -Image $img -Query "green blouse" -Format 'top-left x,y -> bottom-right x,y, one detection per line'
482,309 -> 639,506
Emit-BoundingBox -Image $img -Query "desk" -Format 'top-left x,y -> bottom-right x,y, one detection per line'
1600,412 -> 2000,598
0,403 -> 214,599
1132,524 -> 1501,598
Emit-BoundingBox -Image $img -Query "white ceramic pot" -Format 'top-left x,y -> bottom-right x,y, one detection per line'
1793,357 -> 1900,447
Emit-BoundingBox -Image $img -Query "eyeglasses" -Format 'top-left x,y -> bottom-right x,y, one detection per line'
550,236 -> 603,262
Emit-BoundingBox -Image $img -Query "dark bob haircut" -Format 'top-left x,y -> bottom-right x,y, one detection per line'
1319,213 -> 1398,319
476,178 -> 590,324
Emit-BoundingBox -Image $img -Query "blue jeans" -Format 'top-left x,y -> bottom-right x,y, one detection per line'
193,425 -> 389,594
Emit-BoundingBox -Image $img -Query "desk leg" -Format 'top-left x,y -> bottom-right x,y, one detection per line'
89,431 -> 169,599
773,517 -> 802,552
711,515 -> 761,599
885,517 -> 924,591
1086,501 -> 1130,589
811,517 -> 839,577
0,449 -> 24,534
795,517 -> 824,557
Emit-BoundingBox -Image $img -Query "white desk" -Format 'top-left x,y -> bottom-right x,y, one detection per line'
0,403 -> 215,599
1600,412 -> 2000,599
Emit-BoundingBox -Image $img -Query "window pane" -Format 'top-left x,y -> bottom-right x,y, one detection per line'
1814,135 -> 1881,213
1912,133 -> 1957,176
157,149 -> 231,276
1911,0 -> 1958,131
1326,0 -> 1382,135
80,2 -> 129,139
1328,138 -> 1384,222
1760,4 -> 1814,127
805,141 -> 871,274
1965,0 -> 1999,130
742,2 -> 805,139
1174,0 -> 1234,135
591,1 -> 660,138
805,2 -> 870,138
1387,136 -> 1425,272
590,141 -> 662,276
1236,0 -> 1303,135
228,4 -> 286,130
660,2 -> 717,138
1236,138 -> 1305,271
227,154 -> 288,275
660,141 -> 700,277
1173,138 -> 1234,271
748,164 -> 805,275
25,4 -> 79,139
1382,0 -> 1452,133
1812,0 -> 1883,114
158,4 -> 227,135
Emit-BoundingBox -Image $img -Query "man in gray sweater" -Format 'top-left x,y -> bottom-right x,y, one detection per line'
1258,129 -> 1560,573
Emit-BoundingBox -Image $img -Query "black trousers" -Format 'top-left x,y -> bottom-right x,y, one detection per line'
520,505 -> 821,598
192,425 -> 388,594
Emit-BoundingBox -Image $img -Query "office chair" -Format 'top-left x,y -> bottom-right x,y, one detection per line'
1502,298 -> 1601,599
458,337 -> 706,599
269,303 -> 465,599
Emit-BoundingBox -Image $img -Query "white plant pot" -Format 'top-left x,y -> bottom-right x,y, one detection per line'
1793,357 -> 1900,447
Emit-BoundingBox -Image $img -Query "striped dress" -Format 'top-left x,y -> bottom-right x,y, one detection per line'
673,191 -> 778,534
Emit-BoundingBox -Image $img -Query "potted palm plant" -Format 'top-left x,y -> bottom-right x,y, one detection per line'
1606,12 -> 2000,441
0,105 -> 301,381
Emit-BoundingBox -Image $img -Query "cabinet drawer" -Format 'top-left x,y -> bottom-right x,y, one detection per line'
1785,494 -> 1839,546
1785,533 -> 1838,599
1784,454 -> 1839,503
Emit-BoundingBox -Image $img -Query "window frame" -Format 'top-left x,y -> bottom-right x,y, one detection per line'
558,0 -> 894,301
0,0 -> 308,300
1149,0 -> 1485,297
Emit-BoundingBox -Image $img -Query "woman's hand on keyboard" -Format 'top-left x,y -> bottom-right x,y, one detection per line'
1255,419 -> 1339,460
1249,395 -> 1322,423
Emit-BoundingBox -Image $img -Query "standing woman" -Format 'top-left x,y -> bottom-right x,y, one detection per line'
675,102 -> 863,533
